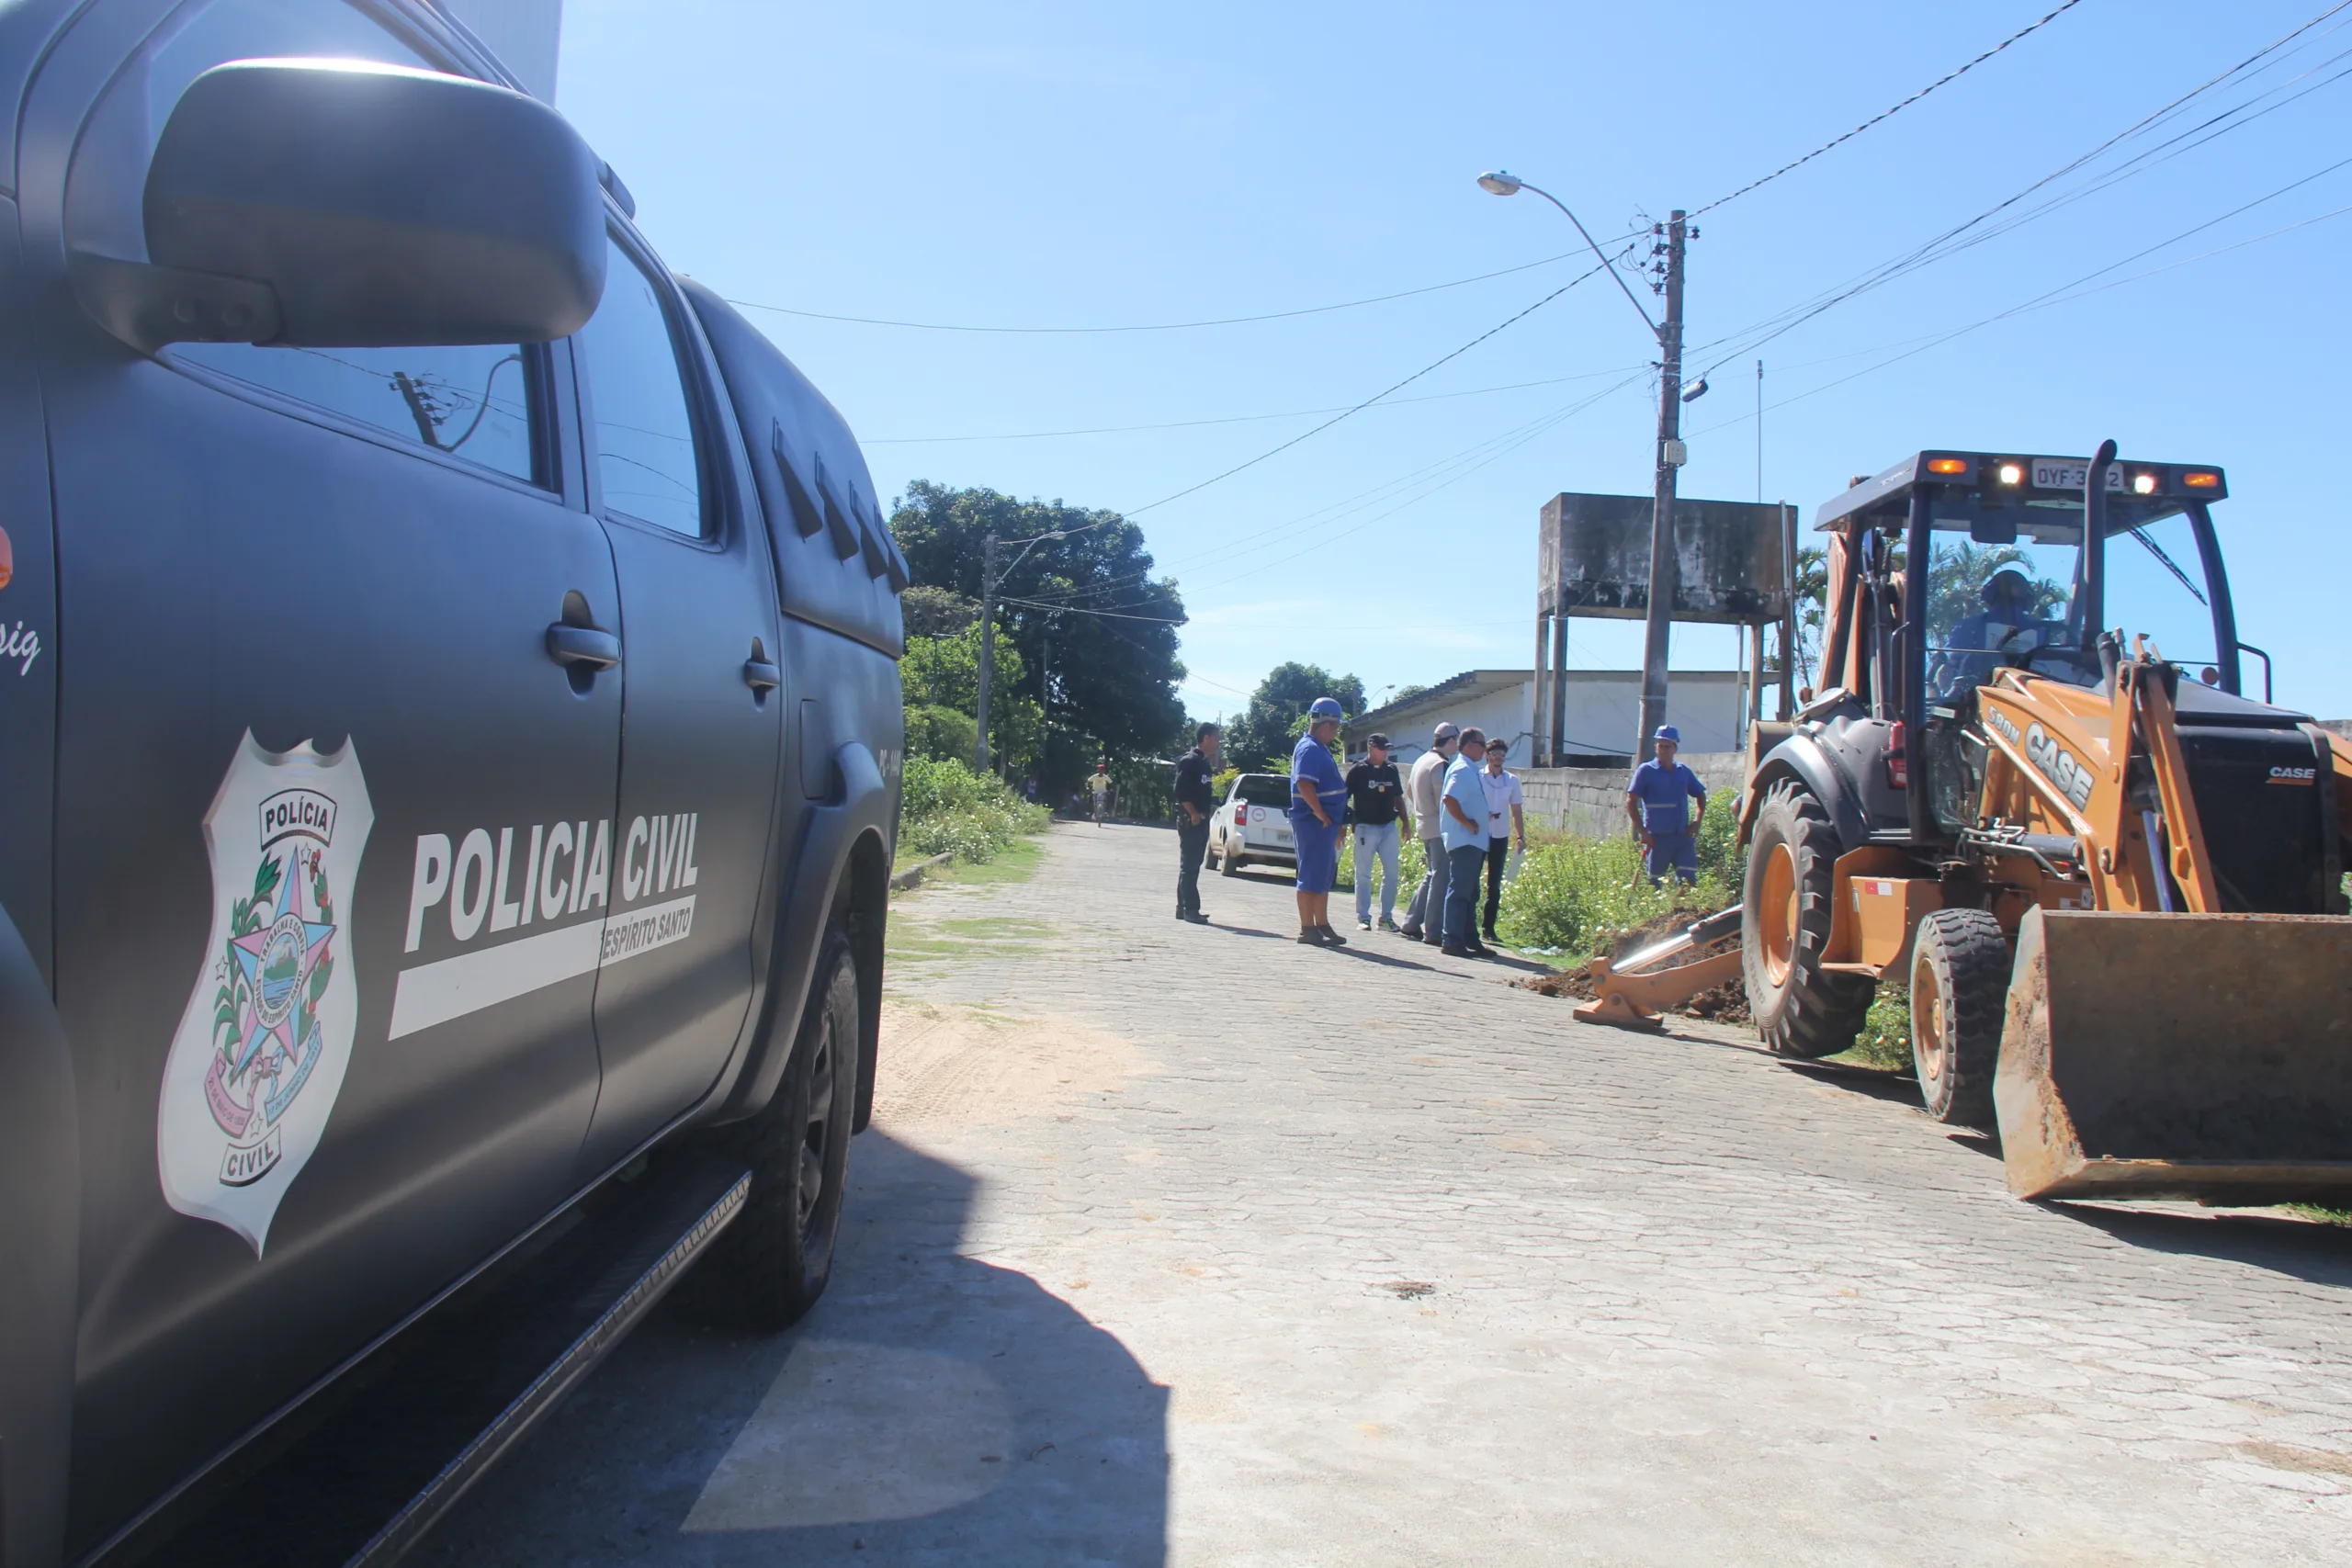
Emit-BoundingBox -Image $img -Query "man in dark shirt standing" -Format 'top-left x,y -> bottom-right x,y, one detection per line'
1172,722 -> 1220,923
1344,733 -> 1409,931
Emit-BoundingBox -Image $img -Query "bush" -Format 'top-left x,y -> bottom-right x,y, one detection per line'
904,703 -> 978,763
899,755 -> 1050,864
1491,808 -> 1745,958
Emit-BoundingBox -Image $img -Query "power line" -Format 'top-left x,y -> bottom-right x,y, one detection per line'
1688,0 -> 2352,379
862,361 -> 1649,446
1125,254 -> 1622,518
998,594 -> 1187,623
1685,177 -> 2352,440
722,239 -> 1634,335
1690,0 -> 2091,219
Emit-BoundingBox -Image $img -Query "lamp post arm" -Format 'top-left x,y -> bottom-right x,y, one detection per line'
1515,181 -> 1657,338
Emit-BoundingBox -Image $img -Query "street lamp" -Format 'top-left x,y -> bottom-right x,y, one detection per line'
976,528 -> 1068,773
1478,168 -> 1688,764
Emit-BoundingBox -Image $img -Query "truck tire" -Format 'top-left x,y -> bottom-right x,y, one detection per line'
1742,780 -> 1875,1059
1908,908 -> 2009,1128
693,924 -> 861,1330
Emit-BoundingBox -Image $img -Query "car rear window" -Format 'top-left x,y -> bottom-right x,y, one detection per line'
1234,775 -> 1289,807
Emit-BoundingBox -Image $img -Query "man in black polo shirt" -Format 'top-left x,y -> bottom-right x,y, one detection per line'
1172,722 -> 1220,923
1344,732 -> 1409,931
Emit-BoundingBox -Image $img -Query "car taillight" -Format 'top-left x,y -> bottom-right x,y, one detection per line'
1886,721 -> 1908,789
1236,806 -> 1250,827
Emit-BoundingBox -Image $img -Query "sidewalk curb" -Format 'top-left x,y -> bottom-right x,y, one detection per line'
889,852 -> 954,892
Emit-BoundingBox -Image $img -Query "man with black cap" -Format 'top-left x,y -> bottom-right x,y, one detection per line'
1626,725 -> 1707,886
1171,721 -> 1219,923
1398,722 -> 1460,942
1344,732 -> 1408,931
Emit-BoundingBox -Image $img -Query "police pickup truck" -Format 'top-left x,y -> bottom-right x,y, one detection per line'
0,5 -> 910,1562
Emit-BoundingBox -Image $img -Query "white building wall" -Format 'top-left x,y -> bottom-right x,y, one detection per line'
1380,671 -> 1747,766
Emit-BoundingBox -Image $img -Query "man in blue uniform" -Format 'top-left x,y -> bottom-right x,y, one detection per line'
1625,725 -> 1707,886
1172,722 -> 1220,924
1929,566 -> 2041,700
1289,697 -> 1351,945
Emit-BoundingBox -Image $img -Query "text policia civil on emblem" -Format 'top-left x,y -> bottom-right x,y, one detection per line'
387,812 -> 704,1041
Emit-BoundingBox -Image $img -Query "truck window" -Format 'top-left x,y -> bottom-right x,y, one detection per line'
62,0 -> 548,486
574,238 -> 708,537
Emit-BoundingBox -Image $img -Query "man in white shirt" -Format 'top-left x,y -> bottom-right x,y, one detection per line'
1397,723 -> 1460,942
1439,728 -> 1495,957
1477,738 -> 1527,942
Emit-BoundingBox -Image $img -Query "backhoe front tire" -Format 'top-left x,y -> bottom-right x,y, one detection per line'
1908,908 -> 2009,1128
1742,781 -> 1874,1059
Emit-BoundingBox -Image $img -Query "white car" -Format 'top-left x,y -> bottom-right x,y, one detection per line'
1210,773 -> 1296,874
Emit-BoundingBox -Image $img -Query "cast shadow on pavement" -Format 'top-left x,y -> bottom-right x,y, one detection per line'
2051,1201 -> 2352,1291
419,1131 -> 1170,1568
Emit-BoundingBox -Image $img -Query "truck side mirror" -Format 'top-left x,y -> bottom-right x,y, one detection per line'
72,59 -> 605,354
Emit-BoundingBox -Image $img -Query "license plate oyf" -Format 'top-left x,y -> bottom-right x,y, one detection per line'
2031,458 -> 2127,492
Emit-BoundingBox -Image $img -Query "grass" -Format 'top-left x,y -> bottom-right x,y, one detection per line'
907,834 -> 1045,890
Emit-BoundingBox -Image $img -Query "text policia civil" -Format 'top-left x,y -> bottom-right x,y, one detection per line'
390,811 -> 705,1041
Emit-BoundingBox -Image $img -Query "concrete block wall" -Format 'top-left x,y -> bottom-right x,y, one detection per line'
1517,752 -> 1747,838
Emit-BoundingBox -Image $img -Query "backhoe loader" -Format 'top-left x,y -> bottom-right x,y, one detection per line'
1584,442 -> 2352,1201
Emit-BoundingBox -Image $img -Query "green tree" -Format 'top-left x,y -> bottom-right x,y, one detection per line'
900,621 -> 1043,772
1923,540 -> 2067,645
1227,662 -> 1365,772
889,483 -> 1186,761
902,585 -> 980,638
1793,545 -> 1829,683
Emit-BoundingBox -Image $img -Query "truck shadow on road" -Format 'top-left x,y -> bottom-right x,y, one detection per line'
421,1130 -> 1170,1566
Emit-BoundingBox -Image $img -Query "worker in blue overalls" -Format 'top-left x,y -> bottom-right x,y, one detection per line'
1625,725 -> 1707,886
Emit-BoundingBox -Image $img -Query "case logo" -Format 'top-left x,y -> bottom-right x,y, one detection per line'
2269,765 -> 2317,784
158,733 -> 375,1255
2023,723 -> 2097,811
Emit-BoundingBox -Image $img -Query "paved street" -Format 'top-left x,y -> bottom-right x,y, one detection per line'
429,822 -> 2352,1566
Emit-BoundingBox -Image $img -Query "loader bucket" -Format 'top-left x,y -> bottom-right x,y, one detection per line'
1995,908 -> 2352,1203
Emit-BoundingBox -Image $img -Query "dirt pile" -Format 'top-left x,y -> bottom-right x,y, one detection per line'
1512,907 -> 1753,1025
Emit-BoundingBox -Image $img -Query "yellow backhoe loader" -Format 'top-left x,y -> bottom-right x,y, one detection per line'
1583,442 -> 2352,1202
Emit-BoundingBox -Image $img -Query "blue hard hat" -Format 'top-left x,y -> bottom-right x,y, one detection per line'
1308,697 -> 1344,720
1655,725 -> 1680,742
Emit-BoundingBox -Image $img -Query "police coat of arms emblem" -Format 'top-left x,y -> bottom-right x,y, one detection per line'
159,732 -> 374,1255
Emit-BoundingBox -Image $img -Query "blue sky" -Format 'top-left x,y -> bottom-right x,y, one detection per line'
555,0 -> 2352,723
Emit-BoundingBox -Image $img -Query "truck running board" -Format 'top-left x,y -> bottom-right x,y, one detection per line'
98,1154 -> 749,1568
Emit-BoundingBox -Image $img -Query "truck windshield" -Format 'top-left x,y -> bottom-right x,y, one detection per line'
1922,500 -> 2219,702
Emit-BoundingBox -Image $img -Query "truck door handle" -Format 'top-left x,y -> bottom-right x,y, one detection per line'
742,658 -> 780,692
546,623 -> 622,671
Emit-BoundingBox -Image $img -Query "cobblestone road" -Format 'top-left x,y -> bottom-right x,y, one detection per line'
431,823 -> 2352,1566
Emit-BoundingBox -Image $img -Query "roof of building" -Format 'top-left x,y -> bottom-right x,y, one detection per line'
1346,667 -> 1744,737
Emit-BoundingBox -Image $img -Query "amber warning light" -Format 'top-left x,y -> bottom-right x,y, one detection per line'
1926,457 -> 1968,475
2182,470 -> 2222,489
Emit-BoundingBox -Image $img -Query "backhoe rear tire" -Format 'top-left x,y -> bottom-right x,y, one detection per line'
1742,781 -> 1875,1059
1907,908 -> 2009,1129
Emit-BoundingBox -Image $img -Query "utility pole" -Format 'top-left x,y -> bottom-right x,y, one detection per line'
1634,210 -> 1687,765
976,534 -> 1000,774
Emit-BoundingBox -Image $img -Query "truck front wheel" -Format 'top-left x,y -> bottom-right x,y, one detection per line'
1742,781 -> 1874,1059
1908,908 -> 2008,1128
694,924 -> 860,1329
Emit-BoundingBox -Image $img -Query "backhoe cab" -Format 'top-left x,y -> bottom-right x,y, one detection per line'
1714,443 -> 2352,1201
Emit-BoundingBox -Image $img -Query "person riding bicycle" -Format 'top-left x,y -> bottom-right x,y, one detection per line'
1087,761 -> 1112,825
